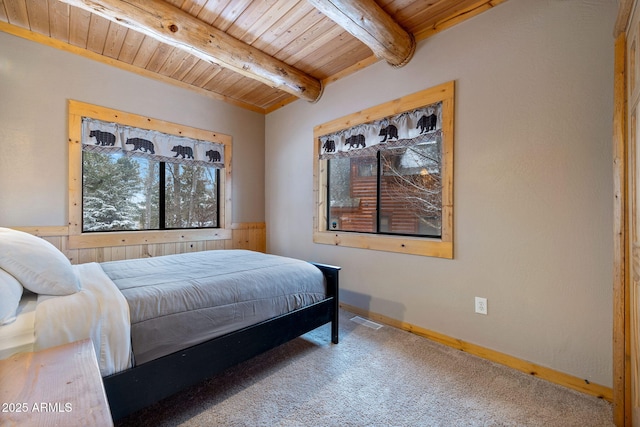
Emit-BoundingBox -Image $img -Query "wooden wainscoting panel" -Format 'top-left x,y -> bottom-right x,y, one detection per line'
77,248 -> 98,264
230,222 -> 267,252
206,240 -> 227,251
109,246 -> 129,262
10,223 -> 266,264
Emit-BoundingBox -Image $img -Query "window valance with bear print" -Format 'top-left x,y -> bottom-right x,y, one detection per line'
318,102 -> 442,160
82,117 -> 225,168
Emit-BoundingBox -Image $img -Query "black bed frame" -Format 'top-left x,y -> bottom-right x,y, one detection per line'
102,262 -> 340,421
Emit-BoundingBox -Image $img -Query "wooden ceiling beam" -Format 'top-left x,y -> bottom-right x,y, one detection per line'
58,0 -> 323,102
306,0 -> 415,67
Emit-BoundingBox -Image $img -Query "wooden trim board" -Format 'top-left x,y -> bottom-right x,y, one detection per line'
612,31 -> 629,426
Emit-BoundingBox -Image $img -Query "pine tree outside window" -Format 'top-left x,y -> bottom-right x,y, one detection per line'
82,153 -> 219,232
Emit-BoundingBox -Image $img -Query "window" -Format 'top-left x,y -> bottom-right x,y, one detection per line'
68,100 -> 232,248
314,81 -> 454,258
327,143 -> 442,237
82,153 -> 219,232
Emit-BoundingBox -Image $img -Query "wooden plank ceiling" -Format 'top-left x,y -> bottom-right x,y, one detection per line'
0,0 -> 506,113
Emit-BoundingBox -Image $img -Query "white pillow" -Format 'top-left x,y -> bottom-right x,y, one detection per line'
0,268 -> 23,325
0,227 -> 81,295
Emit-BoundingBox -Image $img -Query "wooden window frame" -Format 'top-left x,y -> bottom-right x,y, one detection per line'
68,100 -> 232,249
313,81 -> 454,259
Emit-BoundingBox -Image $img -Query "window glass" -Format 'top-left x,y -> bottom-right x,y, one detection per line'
82,152 -> 218,232
379,142 -> 441,237
327,142 -> 441,238
328,156 -> 376,233
164,163 -> 218,229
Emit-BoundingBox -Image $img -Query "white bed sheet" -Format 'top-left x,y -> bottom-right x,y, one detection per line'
34,262 -> 132,376
0,292 -> 38,360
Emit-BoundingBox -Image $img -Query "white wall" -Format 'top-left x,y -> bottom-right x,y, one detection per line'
0,31 -> 265,226
266,0 -> 616,387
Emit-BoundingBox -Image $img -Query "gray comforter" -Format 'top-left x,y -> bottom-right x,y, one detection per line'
99,250 -> 326,365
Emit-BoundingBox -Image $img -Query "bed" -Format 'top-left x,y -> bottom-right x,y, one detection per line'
0,228 -> 340,421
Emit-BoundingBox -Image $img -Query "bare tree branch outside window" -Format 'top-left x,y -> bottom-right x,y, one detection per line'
380,141 -> 442,235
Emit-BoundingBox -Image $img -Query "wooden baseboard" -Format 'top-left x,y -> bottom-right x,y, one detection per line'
340,302 -> 613,402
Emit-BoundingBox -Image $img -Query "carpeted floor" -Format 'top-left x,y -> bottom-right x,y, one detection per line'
115,309 -> 614,426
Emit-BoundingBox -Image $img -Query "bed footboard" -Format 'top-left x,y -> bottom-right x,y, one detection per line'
103,262 -> 340,421
310,262 -> 340,344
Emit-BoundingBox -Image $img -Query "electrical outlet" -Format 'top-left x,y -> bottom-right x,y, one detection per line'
475,297 -> 488,315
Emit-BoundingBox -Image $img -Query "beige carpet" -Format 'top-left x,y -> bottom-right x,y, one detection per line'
115,309 -> 613,426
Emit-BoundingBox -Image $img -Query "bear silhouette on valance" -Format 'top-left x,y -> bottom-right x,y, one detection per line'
319,102 -> 442,160
82,117 -> 225,168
